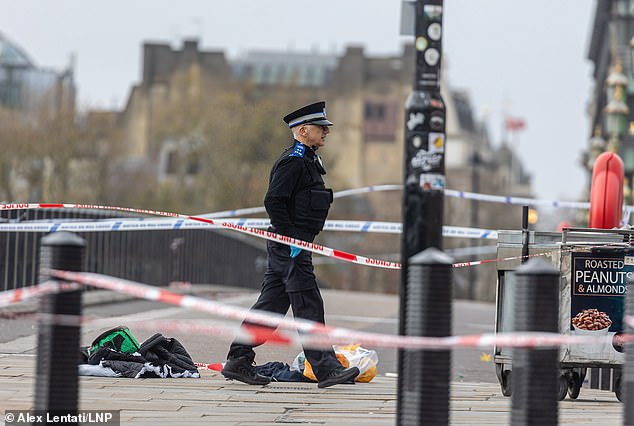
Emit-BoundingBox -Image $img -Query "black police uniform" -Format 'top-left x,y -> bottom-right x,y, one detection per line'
227,140 -> 342,380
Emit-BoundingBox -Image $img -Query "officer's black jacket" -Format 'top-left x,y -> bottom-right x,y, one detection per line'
264,140 -> 333,238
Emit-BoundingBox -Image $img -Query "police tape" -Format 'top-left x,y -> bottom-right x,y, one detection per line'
444,189 -> 593,210
200,184 -> 624,219
31,313 -> 607,350
4,248 -> 561,315
356,185 -> 634,212
0,201 -> 559,269
451,249 -> 560,268
0,217 -> 498,240
49,269 -> 333,334
0,184 -> 625,225
0,203 -> 403,269
1,271 -> 613,350
331,184 -> 404,199
202,185 -> 403,218
122,319 -> 613,350
195,362 -> 224,371
34,312 -> 295,346
1,202 -> 619,271
0,281 -> 80,308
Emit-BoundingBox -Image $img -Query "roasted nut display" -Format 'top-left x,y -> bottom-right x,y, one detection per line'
571,308 -> 612,331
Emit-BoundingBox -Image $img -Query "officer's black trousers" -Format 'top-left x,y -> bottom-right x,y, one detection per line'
227,236 -> 341,381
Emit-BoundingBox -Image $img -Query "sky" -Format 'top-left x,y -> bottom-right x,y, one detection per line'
0,0 -> 596,202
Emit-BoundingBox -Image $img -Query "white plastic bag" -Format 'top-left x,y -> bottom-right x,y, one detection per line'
293,344 -> 379,382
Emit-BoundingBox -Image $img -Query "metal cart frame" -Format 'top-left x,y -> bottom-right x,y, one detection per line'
494,228 -> 634,401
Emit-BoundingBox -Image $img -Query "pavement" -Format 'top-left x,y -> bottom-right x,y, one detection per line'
0,285 -> 626,425
0,354 -> 624,425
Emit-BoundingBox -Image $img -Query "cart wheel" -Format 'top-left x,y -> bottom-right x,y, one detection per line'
579,368 -> 587,384
500,370 -> 512,397
567,372 -> 581,399
558,374 -> 568,401
615,372 -> 623,402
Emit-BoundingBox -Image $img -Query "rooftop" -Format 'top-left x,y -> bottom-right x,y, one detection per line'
0,31 -> 34,68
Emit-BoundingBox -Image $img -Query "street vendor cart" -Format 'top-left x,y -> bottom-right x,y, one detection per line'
494,228 -> 634,401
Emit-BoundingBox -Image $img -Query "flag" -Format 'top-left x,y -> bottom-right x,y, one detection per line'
505,117 -> 526,131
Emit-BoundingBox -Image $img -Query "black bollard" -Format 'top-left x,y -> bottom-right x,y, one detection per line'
398,248 -> 453,426
624,273 -> 634,422
511,258 -> 559,426
34,231 -> 85,418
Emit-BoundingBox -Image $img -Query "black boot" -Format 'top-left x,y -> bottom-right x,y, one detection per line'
317,366 -> 360,388
221,356 -> 271,385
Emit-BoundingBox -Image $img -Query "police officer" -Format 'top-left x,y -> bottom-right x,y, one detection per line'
221,101 -> 360,388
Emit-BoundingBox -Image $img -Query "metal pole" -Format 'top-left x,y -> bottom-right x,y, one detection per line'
521,205 -> 529,264
624,272 -> 634,421
511,258 -> 559,425
399,248 -> 452,425
34,231 -> 85,418
469,151 -> 480,300
399,0 -> 446,419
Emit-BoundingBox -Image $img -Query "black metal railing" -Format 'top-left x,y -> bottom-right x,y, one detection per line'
0,208 -> 267,291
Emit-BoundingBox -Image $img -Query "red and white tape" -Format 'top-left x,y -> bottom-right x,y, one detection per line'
34,269 -> 608,350
49,269 -> 331,334
119,318 -> 600,350
0,202 -> 560,270
23,306 -> 629,350
195,362 -> 224,371
0,218 -> 498,240
0,281 -> 80,308
451,249 -> 560,268
2,203 -> 626,272
0,203 -> 402,270
0,273 -> 619,350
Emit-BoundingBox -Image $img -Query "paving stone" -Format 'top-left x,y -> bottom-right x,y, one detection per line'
0,354 -> 625,425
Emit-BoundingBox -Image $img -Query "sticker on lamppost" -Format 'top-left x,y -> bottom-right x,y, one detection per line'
428,132 -> 445,153
415,36 -> 428,51
407,112 -> 425,131
423,5 -> 443,20
427,23 -> 442,41
411,150 -> 442,172
424,48 -> 440,66
420,173 -> 445,191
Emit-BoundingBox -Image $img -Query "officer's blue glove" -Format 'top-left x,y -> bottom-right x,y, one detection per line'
289,246 -> 302,258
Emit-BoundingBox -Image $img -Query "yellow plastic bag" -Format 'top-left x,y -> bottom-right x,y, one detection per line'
300,344 -> 379,383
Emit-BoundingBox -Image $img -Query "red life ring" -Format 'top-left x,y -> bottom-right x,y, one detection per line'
589,152 -> 624,229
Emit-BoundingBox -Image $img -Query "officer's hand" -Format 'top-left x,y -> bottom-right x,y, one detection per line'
289,246 -> 302,258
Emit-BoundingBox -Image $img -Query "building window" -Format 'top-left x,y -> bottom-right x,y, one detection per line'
186,158 -> 199,175
166,150 -> 178,174
365,103 -> 385,120
363,101 -> 397,141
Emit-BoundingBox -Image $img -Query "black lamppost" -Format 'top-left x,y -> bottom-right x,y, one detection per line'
398,0 -> 447,423
605,61 -> 631,208
605,61 -> 629,154
582,127 -> 607,205
399,0 -> 446,328
584,127 -> 607,171
468,150 -> 481,300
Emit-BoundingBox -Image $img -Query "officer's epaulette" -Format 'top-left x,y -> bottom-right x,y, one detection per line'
288,141 -> 305,158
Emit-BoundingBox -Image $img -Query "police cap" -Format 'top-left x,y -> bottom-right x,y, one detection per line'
283,101 -> 333,128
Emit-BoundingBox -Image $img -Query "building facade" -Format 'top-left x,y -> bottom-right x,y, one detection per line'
0,32 -> 77,202
112,39 -> 532,299
586,0 -> 634,204
0,32 -> 75,117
